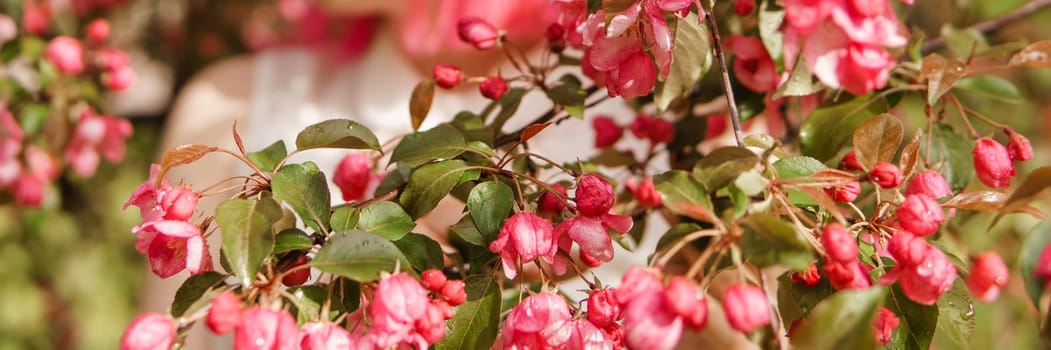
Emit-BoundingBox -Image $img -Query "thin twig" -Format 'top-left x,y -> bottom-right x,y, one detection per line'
704,11 -> 744,146
921,0 -> 1051,54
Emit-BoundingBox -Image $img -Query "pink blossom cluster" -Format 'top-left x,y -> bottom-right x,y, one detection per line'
972,127 -> 1033,188
123,164 -> 212,278
592,114 -> 674,149
40,18 -> 136,91
783,0 -> 912,95
491,173 -> 633,278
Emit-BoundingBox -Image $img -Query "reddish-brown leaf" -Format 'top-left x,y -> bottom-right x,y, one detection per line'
898,130 -> 923,178
921,54 -> 966,104
409,79 -> 435,131
232,120 -> 247,156
158,144 -> 219,186
1009,40 -> 1051,68
520,122 -> 552,143
991,166 -> 1051,228
942,191 -> 1007,211
852,114 -> 903,170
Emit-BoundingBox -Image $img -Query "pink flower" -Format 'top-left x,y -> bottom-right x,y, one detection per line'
421,269 -> 447,291
0,15 -> 16,46
583,29 -> 657,99
973,138 -> 1015,188
575,174 -> 614,217
722,284 -> 771,333
368,273 -> 434,349
728,35 -> 779,93
333,153 -> 375,202
824,180 -> 861,202
120,313 -> 176,350
86,19 -> 110,43
790,263 -> 822,287
66,112 -> 133,177
622,289 -> 683,350
627,177 -> 662,208
13,174 -> 44,206
797,22 -> 896,95
457,16 -> 499,50
1005,127 -> 1033,162
135,220 -> 212,278
433,64 -> 463,89
905,171 -> 953,199
587,288 -> 622,328
207,291 -> 241,335
840,151 -> 863,171
821,224 -> 857,263
479,76 -> 509,100
880,232 -> 957,305
103,64 -> 136,91
874,307 -> 899,345
234,307 -> 299,350
555,215 -> 623,265
538,184 -> 568,217
965,252 -> 1008,302
489,212 -> 557,279
868,161 -> 903,188
735,0 -> 756,16
22,2 -> 49,35
615,266 -> 664,303
628,115 -> 674,143
664,276 -> 707,330
499,293 -> 573,349
592,116 -> 623,148
897,194 -> 945,236
299,322 -> 357,350
96,48 -> 131,71
567,319 -> 615,349
46,36 -> 85,75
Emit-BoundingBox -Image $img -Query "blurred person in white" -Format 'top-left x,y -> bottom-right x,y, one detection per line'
157,0 -> 753,348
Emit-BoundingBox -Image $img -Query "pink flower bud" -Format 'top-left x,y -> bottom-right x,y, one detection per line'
664,276 -> 707,330
623,290 -> 683,350
897,194 -> 944,236
1005,127 -> 1033,161
479,76 -> 508,100
587,288 -> 621,328
415,302 -> 447,344
905,171 -> 952,199
86,19 -> 110,43
546,23 -> 566,53
821,224 -> 857,263
13,174 -> 44,207
874,307 -> 899,345
1036,244 -> 1051,282
103,64 -> 136,91
722,284 -> 771,333
457,16 -> 499,50
369,273 -> 435,348
616,266 -> 664,303
206,291 -> 241,335
421,269 -> 447,291
234,307 -> 299,350
649,118 -> 675,144
882,232 -> 957,305
592,116 -> 623,148
823,260 -> 872,290
97,48 -> 130,71
489,212 -> 556,279
159,187 -> 198,221
538,184 -> 568,217
706,114 -> 728,138
440,279 -> 467,306
46,36 -> 85,75
735,0 -> 756,16
299,322 -> 356,350
840,151 -> 864,171
333,153 -> 371,202
575,173 -> 614,217
627,177 -> 662,208
868,162 -> 902,188
790,263 -> 821,287
965,252 -> 1008,302
22,3 -> 49,35
120,313 -> 176,350
432,64 -> 463,89
973,138 -> 1015,188
824,181 -> 861,202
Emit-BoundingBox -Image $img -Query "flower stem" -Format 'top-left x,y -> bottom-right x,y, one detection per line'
704,11 -> 744,146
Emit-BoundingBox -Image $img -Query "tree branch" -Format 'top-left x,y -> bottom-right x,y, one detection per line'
921,0 -> 1051,54
704,11 -> 745,146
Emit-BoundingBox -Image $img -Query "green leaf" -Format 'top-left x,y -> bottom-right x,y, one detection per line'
358,201 -> 415,240
491,88 -> 528,134
758,0 -> 784,70
926,124 -> 973,192
589,149 -> 637,167
773,54 -> 823,98
654,170 -> 715,222
272,162 -> 331,233
467,181 -> 514,242
400,160 -> 470,219
286,286 -> 329,323
436,275 -> 502,350
852,114 -> 904,170
393,233 -> 444,272
295,119 -> 380,151
311,230 -> 409,282
777,273 -> 835,324
934,279 -> 975,348
790,287 -> 885,350
954,76 -> 1022,103
1020,220 -> 1051,308
274,229 -> 314,254
940,24 -> 988,59
654,223 -> 703,255
18,103 -> 48,135
773,156 -> 827,179
884,285 -> 938,350
329,207 -> 360,232
216,198 -> 283,286
451,215 -> 487,247
246,141 -> 288,172
546,74 -> 586,119
171,272 -> 225,318
799,97 -> 882,162
390,124 -> 467,168
375,163 -> 413,197
654,13 -> 712,111
740,213 -> 813,269
692,146 -> 758,191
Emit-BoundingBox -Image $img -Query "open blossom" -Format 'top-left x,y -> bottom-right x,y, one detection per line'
612,268 -> 707,350
120,313 -> 176,350
136,220 -> 213,278
234,307 -> 299,350
965,252 -> 1008,302
567,319 -> 615,349
874,307 -> 900,345
897,194 -> 945,236
367,273 -> 445,349
728,35 -> 779,93
623,287 -> 683,350
498,293 -> 573,349
490,212 -> 558,279
973,138 -> 1015,188
723,284 -> 771,333
881,232 -> 957,305
626,176 -> 662,208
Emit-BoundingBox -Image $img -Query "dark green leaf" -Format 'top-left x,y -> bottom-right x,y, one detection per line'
451,215 -> 487,247
286,286 -> 329,323
436,275 -> 501,350
216,198 -> 283,286
394,233 -> 444,272
693,146 -> 758,191
410,79 -> 435,131
358,201 -> 415,240
247,140 -> 288,172
884,285 -> 938,350
390,124 -> 467,168
935,279 -> 975,348
1020,219 -> 1051,308
654,13 -> 712,111
467,181 -> 514,242
740,213 -> 813,269
653,170 -> 715,223
400,160 -> 470,219
272,162 -> 331,233
926,124 -> 973,192
329,207 -> 360,232
546,74 -> 586,119
311,230 -> 409,282
777,272 -> 835,324
799,97 -> 882,162
374,163 -> 413,197
852,114 -> 903,170
589,149 -> 637,167
274,228 -> 314,254
790,287 -> 885,350
171,272 -> 225,317
491,88 -> 528,134
295,119 -> 380,151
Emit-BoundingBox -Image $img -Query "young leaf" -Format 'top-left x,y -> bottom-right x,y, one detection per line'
852,114 -> 903,170
467,181 -> 514,242
272,162 -> 331,233
994,166 -> 1051,226
410,79 -> 435,131
692,146 -> 758,191
654,13 -> 712,111
942,191 -> 1007,211
740,213 -> 813,270
216,198 -> 283,286
520,122 -> 552,143
921,54 -> 965,105
898,130 -> 923,178
274,228 -> 314,254
357,201 -> 415,240
400,160 -> 470,219
158,144 -> 218,182
311,230 -> 409,282
1009,40 -> 1051,67
789,287 -> 886,350
435,275 -> 502,350
390,124 -> 467,168
295,119 -> 380,151
393,233 -> 444,272
171,271 -> 225,318
246,140 -> 287,172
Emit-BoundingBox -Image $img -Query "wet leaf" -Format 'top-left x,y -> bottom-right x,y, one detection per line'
329,207 -> 360,232
394,233 -> 444,272
216,198 -> 283,286
790,287 -> 885,350
467,181 -> 514,242
295,119 -> 380,151
400,160 -> 470,218
410,79 -> 435,131
935,280 -> 975,348
390,124 -> 467,168
921,54 -> 966,105
852,114 -> 903,170
435,275 -> 501,350
311,230 -> 409,282
898,130 -> 923,178
884,285 -> 938,350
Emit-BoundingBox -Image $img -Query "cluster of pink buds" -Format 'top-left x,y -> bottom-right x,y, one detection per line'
333,153 -> 384,202
973,127 -> 1033,188
41,18 -> 136,91
591,114 -> 674,150
821,224 -> 872,290
431,63 -> 508,101
123,164 -> 211,278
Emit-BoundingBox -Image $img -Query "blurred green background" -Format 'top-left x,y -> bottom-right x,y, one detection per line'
2,0 -> 1051,348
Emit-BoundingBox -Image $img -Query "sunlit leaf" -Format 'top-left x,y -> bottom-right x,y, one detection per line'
272,162 -> 331,233
158,144 -> 218,183
216,198 -> 283,286
799,97 -> 882,162
295,119 -> 380,151
390,124 -> 467,168
693,146 -> 758,192
358,201 -> 415,240
410,79 -> 435,131
246,140 -> 287,172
